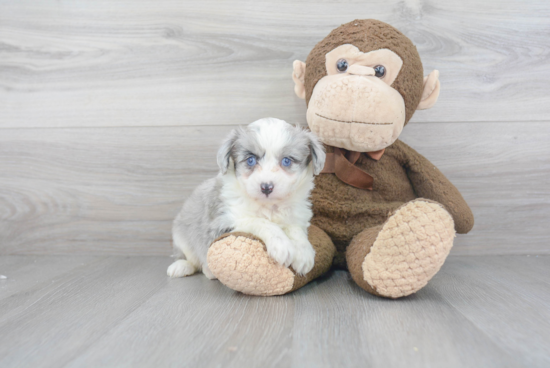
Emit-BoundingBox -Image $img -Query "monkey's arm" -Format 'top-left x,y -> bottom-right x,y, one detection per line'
396,141 -> 474,234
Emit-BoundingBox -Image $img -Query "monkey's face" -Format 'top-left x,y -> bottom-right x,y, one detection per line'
306,45 -> 406,152
292,19 -> 441,153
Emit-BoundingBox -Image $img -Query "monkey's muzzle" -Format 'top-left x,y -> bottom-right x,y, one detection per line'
306,75 -> 406,152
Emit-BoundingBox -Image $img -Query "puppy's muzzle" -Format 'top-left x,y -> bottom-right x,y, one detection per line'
260,182 -> 274,196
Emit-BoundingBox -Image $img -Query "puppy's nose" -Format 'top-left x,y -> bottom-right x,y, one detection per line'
260,182 -> 274,196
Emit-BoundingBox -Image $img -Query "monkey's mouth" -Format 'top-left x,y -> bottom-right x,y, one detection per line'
315,113 -> 393,126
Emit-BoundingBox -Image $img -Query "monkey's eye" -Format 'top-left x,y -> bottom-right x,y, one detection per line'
336,59 -> 348,72
374,65 -> 386,78
246,156 -> 257,166
281,157 -> 292,167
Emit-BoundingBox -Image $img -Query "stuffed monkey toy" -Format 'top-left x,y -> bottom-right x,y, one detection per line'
207,19 -> 474,298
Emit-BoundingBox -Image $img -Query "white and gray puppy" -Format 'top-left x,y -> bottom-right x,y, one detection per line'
167,117 -> 326,279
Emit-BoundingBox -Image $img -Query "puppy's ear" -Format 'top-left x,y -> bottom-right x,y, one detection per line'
217,129 -> 240,174
307,131 -> 326,175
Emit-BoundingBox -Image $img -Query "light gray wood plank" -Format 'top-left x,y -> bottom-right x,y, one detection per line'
15,261 -> 301,367
432,256 -> 550,368
456,255 -> 550,308
0,125 -> 229,255
476,256 -> 550,304
60,260 -> 522,368
0,256 -> 169,368
290,274 -> 370,367
0,0 -> 549,128
0,255 -> 102,301
1,122 -> 549,255
1,255 -> 548,367
291,272 -> 522,368
64,269 -> 295,368
506,255 -> 550,284
0,256 -> 107,325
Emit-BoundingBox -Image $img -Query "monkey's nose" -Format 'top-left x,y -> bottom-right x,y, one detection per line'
260,182 -> 274,196
347,65 -> 375,76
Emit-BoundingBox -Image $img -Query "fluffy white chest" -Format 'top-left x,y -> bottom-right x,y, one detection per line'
230,200 -> 294,226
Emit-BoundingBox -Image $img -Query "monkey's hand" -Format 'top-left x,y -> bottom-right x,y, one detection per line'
398,140 -> 474,234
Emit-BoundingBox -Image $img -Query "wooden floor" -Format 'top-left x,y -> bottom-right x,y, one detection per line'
0,255 -> 548,368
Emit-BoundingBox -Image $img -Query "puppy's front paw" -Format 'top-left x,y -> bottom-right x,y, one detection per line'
291,241 -> 315,275
264,235 -> 294,267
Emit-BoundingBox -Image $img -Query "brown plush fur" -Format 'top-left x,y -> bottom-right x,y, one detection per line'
290,225 -> 337,291
304,19 -> 424,125
311,141 -> 474,268
345,225 -> 383,296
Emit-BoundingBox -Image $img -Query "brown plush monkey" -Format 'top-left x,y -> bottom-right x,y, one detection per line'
207,19 -> 474,298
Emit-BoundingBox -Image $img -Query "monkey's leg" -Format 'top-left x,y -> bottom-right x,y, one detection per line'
207,225 -> 336,296
346,199 -> 455,298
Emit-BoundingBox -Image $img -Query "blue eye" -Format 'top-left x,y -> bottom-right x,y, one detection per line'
281,157 -> 292,167
246,156 -> 256,166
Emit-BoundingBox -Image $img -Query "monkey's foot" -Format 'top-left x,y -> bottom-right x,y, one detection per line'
347,199 -> 455,298
207,227 -> 336,296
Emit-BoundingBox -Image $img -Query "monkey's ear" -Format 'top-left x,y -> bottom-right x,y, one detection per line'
292,60 -> 306,99
417,70 -> 440,110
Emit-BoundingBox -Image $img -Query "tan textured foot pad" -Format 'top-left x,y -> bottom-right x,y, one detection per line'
207,234 -> 295,296
363,200 -> 455,298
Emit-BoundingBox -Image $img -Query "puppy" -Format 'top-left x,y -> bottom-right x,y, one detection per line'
167,117 -> 326,279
